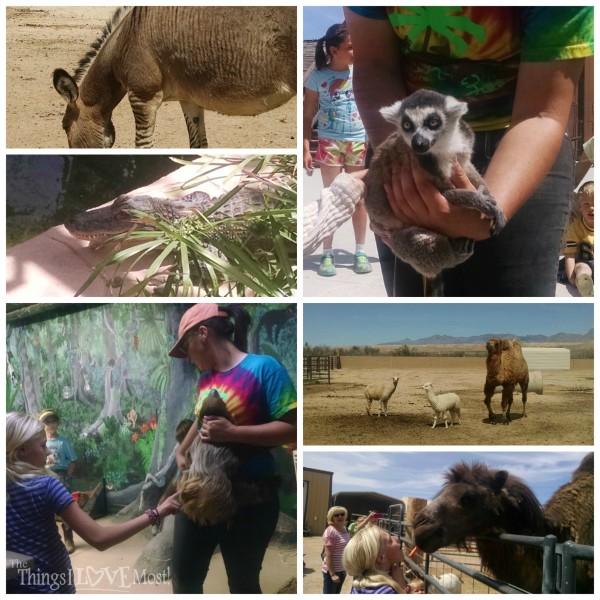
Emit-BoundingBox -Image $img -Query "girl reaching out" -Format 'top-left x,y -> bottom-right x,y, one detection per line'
6,412 -> 180,593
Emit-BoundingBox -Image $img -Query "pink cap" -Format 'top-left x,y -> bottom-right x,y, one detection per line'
169,304 -> 228,358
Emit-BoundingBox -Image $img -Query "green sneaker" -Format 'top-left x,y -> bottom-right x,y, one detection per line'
353,251 -> 372,274
576,273 -> 594,297
318,252 -> 336,277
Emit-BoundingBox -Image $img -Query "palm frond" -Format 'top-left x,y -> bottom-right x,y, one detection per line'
76,155 -> 297,297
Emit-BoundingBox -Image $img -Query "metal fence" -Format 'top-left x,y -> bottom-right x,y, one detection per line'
303,355 -> 341,384
384,503 -> 594,594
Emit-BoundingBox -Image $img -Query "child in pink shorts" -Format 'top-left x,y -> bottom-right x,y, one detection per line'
303,22 -> 372,277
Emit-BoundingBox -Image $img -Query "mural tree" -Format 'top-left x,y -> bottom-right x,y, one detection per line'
6,303 -> 297,504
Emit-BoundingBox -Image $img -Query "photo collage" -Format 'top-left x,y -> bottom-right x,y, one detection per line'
3,3 -> 595,596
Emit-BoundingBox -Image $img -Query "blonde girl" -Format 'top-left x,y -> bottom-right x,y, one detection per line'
343,525 -> 409,594
7,412 -> 179,593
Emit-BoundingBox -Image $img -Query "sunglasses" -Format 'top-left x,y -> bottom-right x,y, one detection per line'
333,513 -> 346,518
180,328 -> 199,354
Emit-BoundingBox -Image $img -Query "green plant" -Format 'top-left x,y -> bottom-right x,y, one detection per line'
75,416 -> 147,489
131,415 -> 158,472
149,361 -> 170,398
76,155 -> 297,297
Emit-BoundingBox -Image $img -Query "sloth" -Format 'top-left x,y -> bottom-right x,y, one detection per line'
177,390 -> 275,525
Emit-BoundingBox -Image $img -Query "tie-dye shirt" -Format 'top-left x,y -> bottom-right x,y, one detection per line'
348,7 -> 594,130
193,354 -> 296,477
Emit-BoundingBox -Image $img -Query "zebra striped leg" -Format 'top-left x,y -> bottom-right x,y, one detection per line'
180,101 -> 208,148
128,90 -> 163,148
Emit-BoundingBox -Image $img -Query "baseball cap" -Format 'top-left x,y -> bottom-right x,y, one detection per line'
38,408 -> 59,422
169,304 -> 229,358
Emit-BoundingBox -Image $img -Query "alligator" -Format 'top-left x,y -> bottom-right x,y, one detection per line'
64,187 -> 274,243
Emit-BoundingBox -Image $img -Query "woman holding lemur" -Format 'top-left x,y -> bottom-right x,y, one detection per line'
170,303 -> 297,594
345,6 -> 593,297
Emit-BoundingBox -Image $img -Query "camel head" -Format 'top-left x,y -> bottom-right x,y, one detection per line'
412,462 -> 544,553
486,338 -> 502,355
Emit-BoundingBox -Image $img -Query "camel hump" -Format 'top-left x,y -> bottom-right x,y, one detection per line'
573,452 -> 594,478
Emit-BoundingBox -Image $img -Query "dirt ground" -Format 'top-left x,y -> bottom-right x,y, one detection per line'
304,360 -> 594,446
302,534 -> 353,594
66,515 -> 296,594
6,7 -> 296,149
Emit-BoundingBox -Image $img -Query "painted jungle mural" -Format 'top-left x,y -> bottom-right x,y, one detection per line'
6,303 -> 297,516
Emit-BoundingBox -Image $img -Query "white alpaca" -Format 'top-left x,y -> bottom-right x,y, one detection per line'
421,382 -> 461,428
430,572 -> 463,594
365,376 -> 399,417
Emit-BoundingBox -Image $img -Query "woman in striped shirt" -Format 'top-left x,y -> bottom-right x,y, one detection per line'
322,505 -> 352,593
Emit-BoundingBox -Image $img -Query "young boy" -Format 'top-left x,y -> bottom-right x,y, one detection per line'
563,182 -> 594,296
38,409 -> 78,553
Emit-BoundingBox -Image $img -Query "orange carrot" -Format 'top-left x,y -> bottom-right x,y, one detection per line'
408,545 -> 419,558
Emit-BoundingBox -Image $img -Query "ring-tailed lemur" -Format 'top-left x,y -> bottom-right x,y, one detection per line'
365,89 -> 506,294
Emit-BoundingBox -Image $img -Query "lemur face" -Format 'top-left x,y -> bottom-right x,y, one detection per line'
399,107 -> 446,154
379,90 -> 469,156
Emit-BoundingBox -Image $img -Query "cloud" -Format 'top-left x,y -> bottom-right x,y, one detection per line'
304,451 -> 590,504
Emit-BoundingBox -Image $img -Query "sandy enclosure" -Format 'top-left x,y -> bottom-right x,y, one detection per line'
6,6 -> 296,149
304,358 -> 594,446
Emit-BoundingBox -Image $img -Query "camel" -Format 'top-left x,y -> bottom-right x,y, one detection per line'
412,454 -> 594,593
483,337 -> 529,424
53,7 -> 296,148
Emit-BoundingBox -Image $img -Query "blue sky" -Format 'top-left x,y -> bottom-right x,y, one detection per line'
303,303 -> 594,346
303,451 -> 590,505
304,6 -> 345,40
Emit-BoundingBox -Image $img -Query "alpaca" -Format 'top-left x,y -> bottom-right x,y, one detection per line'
483,337 -> 529,424
430,573 -> 463,594
412,454 -> 594,593
365,376 -> 399,417
421,382 -> 461,428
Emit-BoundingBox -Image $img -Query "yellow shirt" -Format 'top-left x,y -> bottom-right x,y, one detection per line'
563,216 -> 594,260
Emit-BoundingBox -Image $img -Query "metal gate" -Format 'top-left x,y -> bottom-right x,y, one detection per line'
385,503 -> 594,594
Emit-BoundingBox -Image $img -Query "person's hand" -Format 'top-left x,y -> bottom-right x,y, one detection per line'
331,574 -> 340,583
349,168 -> 368,181
303,148 -> 314,175
383,157 -> 492,241
200,415 -> 236,443
175,449 -> 188,472
156,492 -> 180,518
